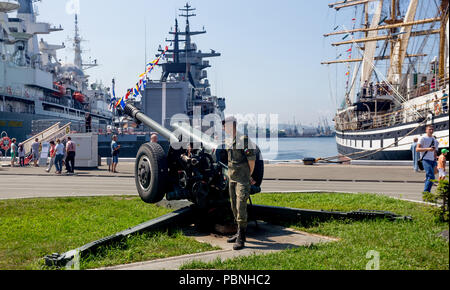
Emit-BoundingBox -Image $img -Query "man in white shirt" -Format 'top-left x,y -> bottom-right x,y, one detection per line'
416,125 -> 439,193
54,139 -> 65,174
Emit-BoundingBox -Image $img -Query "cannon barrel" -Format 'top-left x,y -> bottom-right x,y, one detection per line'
123,103 -> 179,144
124,103 -> 218,151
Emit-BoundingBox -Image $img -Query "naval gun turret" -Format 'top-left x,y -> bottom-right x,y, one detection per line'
122,103 -> 264,208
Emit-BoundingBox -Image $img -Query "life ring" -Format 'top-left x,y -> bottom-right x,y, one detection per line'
434,103 -> 441,115
0,136 -> 11,151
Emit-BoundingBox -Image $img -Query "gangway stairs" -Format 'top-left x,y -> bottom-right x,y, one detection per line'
20,122 -> 71,165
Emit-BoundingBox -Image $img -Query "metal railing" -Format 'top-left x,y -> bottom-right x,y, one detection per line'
336,95 -> 449,131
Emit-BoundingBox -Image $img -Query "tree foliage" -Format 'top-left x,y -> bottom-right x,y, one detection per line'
423,178 -> 449,222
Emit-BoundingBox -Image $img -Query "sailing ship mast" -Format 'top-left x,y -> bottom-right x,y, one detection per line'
323,0 -> 449,107
439,0 -> 449,80
326,0 -> 449,161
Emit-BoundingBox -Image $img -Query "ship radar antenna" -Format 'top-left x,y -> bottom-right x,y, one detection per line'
73,14 -> 83,69
71,14 -> 98,71
179,2 -> 196,24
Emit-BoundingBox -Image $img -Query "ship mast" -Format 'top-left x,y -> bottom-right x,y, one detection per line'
439,0 -> 449,80
174,19 -> 180,63
72,14 -> 98,71
159,2 -> 218,82
74,14 -> 82,69
387,0 -> 419,86
323,0 -> 445,106
361,0 -> 383,86
179,2 -> 196,52
389,0 -> 397,61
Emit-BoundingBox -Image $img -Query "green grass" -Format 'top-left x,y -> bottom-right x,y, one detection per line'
180,193 -> 449,270
0,197 -> 216,270
1,193 -> 448,270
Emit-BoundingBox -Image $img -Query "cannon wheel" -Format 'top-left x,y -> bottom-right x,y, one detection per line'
135,142 -> 168,203
252,148 -> 264,187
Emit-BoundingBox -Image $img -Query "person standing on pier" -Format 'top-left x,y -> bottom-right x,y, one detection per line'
54,139 -> 65,175
111,135 -> 121,173
46,141 -> 56,173
411,138 -> 420,172
31,138 -> 40,167
417,125 -> 439,193
10,138 -> 17,167
437,149 -> 448,181
65,137 -> 76,174
18,143 -> 25,167
223,117 -> 257,251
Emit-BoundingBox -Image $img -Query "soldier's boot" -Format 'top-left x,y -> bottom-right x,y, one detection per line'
233,227 -> 246,251
227,233 -> 239,244
227,229 -> 246,244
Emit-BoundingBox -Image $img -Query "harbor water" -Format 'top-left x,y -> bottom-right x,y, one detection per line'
259,137 -> 338,161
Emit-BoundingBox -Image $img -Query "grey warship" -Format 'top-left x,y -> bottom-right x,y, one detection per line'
98,3 -> 226,157
0,0 -> 113,144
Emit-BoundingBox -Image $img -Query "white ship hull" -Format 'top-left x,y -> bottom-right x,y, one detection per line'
336,90 -> 450,160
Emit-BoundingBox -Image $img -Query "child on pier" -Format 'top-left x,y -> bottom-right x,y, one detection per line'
437,149 -> 448,181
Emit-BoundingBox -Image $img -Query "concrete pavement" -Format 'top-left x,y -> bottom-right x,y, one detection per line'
0,162 -> 427,201
1,162 -> 425,182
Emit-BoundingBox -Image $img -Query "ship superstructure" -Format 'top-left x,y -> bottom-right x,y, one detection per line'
0,0 -> 112,143
98,3 -> 226,157
142,3 -> 225,128
323,0 -> 449,160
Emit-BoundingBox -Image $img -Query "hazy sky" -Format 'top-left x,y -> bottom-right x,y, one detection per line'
27,0 -> 362,125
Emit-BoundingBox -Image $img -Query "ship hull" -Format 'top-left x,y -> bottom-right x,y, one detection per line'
0,111 -> 54,142
0,110 -> 109,144
337,143 -> 413,160
335,114 -> 449,160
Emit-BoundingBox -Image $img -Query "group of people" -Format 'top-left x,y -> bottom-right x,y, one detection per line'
9,138 -> 26,167
411,125 -> 448,193
361,81 -> 391,99
44,137 -> 77,174
8,138 -> 24,167
8,137 -> 77,174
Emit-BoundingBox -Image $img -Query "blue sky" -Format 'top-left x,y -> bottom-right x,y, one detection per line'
29,0 -> 360,125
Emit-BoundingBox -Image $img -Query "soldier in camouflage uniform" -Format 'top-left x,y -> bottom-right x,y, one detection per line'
223,117 -> 256,250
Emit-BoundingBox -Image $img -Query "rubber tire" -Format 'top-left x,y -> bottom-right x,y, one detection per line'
252,147 -> 264,187
135,142 -> 168,204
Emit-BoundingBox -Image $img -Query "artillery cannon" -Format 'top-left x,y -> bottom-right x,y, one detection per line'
123,103 -> 264,208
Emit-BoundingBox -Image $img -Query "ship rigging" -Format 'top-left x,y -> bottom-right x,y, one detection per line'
322,0 -> 449,160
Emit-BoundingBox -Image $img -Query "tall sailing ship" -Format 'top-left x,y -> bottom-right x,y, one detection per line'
323,0 -> 449,160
